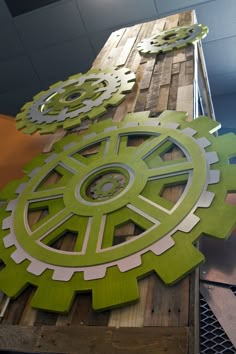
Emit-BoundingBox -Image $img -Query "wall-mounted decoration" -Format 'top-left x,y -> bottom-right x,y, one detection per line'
0,111 -> 235,313
16,67 -> 135,135
137,24 -> 208,55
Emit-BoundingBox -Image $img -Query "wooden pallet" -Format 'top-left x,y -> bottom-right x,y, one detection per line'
0,10 -> 213,354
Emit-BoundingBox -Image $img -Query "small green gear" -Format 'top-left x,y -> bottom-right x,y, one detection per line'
0,111 -> 235,313
90,173 -> 126,200
137,24 -> 208,55
15,67 -> 135,135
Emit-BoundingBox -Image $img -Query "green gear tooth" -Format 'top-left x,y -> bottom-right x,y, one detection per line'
124,111 -> 150,121
33,91 -> 47,100
0,266 -> 28,297
15,114 -> 22,122
189,116 -> 221,134
145,234 -> 205,284
224,165 -> 236,190
49,81 -> 63,89
87,106 -> 107,119
0,178 -> 28,201
16,121 -> 26,130
52,134 -> 76,152
31,282 -> 75,313
197,203 -> 235,240
92,266 -> 139,311
162,47 -> 173,53
68,73 -> 83,80
215,133 -> 236,156
122,82 -> 135,93
107,94 -> 124,106
23,155 -> 46,174
0,111 -> 236,313
157,110 -> 188,125
16,67 -> 135,135
126,73 -> 136,82
137,24 -> 209,55
40,123 -> 60,135
62,117 -> 82,130
18,102 -> 32,113
176,44 -> 187,49
24,125 -> 38,135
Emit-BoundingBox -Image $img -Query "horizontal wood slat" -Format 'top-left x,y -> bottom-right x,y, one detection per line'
0,325 -> 189,354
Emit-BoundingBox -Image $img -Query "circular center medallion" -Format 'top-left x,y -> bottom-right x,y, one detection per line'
86,172 -> 127,201
64,91 -> 83,102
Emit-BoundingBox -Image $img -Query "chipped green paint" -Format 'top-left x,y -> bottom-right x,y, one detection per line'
16,67 -> 135,135
0,111 -> 236,313
137,24 -> 208,55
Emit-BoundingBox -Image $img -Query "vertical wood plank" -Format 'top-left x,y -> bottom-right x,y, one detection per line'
157,85 -> 170,112
116,37 -> 137,67
144,276 -> 189,326
108,278 -> 150,328
176,85 -> 194,118
93,28 -> 126,69
165,14 -> 179,29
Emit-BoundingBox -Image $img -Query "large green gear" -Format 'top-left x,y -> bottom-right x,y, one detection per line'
0,111 -> 236,313
15,67 -> 135,135
137,24 -> 208,55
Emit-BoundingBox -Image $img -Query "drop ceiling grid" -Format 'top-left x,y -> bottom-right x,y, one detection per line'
0,0 -> 236,116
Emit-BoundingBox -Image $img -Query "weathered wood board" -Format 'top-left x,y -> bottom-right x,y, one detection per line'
0,10 -> 210,354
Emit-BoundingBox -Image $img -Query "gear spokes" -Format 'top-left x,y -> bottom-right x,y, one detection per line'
0,111 -> 235,312
16,67 -> 135,135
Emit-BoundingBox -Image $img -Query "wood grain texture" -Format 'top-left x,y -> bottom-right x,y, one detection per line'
0,325 -> 189,354
176,84 -> 194,119
108,278 -> 150,328
0,326 -> 41,353
117,37 -> 137,67
144,276 -> 189,327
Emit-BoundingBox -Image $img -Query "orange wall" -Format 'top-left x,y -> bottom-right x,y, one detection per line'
0,115 -> 53,191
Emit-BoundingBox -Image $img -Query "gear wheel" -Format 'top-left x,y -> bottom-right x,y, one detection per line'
0,111 -> 236,313
16,67 -> 135,135
137,24 -> 208,55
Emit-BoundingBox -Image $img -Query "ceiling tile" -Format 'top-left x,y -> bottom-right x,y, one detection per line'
30,36 -> 95,83
0,56 -> 40,94
218,126 -> 236,134
0,0 -> 12,24
208,71 -> 236,96
14,0 -> 86,51
0,85 -> 42,116
77,0 -> 158,32
193,0 -> 236,42
89,28 -> 117,54
203,37 -> 236,77
213,93 -> 236,128
0,23 -> 24,60
158,0 -> 236,43
155,0 -> 206,15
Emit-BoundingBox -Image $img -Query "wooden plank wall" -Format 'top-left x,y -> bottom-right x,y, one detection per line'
0,11 -> 199,354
